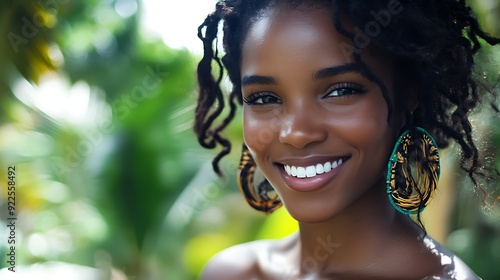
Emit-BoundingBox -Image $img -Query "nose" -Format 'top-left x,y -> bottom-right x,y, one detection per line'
278,106 -> 327,149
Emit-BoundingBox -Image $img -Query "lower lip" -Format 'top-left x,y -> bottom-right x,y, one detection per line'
278,161 -> 347,192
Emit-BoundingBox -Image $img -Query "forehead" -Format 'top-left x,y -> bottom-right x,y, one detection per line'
240,5 -> 393,84
241,6 -> 351,72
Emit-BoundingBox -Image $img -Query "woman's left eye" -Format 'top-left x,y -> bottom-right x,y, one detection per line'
325,83 -> 365,98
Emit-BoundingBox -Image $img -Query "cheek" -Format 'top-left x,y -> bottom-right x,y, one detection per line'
330,99 -> 393,153
243,109 -> 279,154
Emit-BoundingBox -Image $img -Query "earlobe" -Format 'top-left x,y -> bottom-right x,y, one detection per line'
407,99 -> 419,113
393,63 -> 421,122
399,87 -> 420,131
405,85 -> 420,113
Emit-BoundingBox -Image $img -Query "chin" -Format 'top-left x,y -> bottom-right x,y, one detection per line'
281,198 -> 346,224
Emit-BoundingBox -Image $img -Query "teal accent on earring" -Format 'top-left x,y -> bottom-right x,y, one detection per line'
386,127 -> 440,215
386,129 -> 415,215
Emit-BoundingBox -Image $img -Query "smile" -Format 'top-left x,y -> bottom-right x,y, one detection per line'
277,156 -> 350,192
284,158 -> 345,179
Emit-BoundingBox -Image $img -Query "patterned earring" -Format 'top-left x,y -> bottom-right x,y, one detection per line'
386,127 -> 440,215
237,144 -> 282,214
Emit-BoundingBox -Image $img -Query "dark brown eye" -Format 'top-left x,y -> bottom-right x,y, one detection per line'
325,83 -> 365,98
243,92 -> 282,105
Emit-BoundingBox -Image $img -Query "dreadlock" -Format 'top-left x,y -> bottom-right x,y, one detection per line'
195,0 -> 499,216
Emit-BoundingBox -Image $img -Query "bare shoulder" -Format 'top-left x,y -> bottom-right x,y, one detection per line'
200,234 -> 298,280
421,236 -> 481,280
200,241 -> 259,280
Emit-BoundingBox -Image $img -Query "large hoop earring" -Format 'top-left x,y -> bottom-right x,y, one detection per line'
237,144 -> 282,214
386,127 -> 440,215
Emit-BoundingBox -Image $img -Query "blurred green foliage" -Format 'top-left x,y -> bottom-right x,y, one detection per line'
0,0 -> 498,279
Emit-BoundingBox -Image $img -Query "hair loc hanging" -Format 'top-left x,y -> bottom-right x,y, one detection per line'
195,3 -> 228,175
195,1 -> 246,176
196,7 -> 223,144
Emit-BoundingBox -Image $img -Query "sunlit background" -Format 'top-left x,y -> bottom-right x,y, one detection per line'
0,0 -> 499,279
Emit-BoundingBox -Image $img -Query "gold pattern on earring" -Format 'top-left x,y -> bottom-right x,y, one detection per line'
386,128 -> 440,215
237,144 -> 282,214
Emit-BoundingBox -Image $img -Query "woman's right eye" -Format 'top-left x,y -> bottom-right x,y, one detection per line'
243,92 -> 282,105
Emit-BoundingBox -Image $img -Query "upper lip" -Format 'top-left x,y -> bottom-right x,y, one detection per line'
275,154 -> 350,167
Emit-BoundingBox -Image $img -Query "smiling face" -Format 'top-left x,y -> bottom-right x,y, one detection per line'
240,4 -> 404,223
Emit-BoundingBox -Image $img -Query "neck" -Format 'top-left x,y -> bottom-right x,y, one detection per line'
295,178 -> 421,276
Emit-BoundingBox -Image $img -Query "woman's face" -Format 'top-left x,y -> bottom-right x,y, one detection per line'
240,5 -> 403,223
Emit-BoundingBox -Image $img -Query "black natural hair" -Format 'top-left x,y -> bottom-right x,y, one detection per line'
194,0 -> 499,218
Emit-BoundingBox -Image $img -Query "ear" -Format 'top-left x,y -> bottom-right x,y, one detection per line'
397,86 -> 420,131
391,59 -> 421,130
405,86 -> 420,112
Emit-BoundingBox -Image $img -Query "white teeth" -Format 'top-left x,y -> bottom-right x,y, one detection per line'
324,162 -> 332,172
297,167 -> 306,178
316,164 -> 324,174
283,159 -> 345,179
306,166 -> 316,177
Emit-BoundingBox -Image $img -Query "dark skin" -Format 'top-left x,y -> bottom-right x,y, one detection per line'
202,4 -> 480,280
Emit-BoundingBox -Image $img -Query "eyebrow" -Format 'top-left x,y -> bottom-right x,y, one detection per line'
241,63 -> 363,87
241,75 -> 276,87
313,63 -> 363,80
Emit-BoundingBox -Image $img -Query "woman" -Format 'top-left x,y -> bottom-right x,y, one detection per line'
195,0 -> 499,279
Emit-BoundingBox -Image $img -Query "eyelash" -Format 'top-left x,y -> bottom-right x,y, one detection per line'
324,83 -> 365,98
243,92 -> 281,106
242,83 -> 365,106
